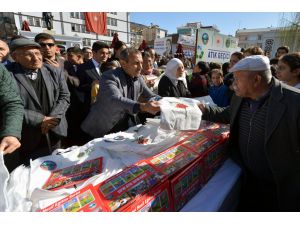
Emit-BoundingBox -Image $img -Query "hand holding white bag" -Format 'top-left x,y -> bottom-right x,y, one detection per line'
160,97 -> 202,130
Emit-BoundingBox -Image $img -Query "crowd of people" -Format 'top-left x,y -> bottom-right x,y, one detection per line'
0,33 -> 299,211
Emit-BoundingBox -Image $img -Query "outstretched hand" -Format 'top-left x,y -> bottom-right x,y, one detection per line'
0,136 -> 21,155
140,101 -> 161,115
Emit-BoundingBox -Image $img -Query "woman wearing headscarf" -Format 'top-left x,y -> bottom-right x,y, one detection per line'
158,58 -> 191,97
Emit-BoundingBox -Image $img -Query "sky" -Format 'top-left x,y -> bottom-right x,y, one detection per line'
130,12 -> 291,36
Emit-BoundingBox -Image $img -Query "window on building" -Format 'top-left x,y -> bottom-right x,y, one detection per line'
258,35 -> 262,40
107,17 -> 111,25
70,12 -> 75,18
27,16 -> 34,26
113,19 -> 117,26
81,25 -> 86,33
75,24 -> 80,32
75,12 -> 80,19
42,20 -> 47,28
34,17 -> 41,27
80,12 -> 85,20
83,38 -> 91,46
71,23 -> 76,32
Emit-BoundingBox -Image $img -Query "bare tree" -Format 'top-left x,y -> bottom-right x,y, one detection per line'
278,12 -> 300,52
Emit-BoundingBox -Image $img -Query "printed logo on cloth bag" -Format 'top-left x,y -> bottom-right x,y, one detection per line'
40,160 -> 57,171
176,103 -> 188,109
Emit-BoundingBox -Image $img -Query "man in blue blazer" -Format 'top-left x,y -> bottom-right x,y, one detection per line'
81,48 -> 160,138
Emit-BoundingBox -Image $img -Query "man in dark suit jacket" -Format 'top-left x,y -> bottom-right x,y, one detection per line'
81,48 -> 161,138
7,38 -> 70,165
76,41 -> 110,111
199,55 -> 300,211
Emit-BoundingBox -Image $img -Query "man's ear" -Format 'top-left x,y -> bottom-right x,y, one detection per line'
119,59 -> 126,68
254,73 -> 262,86
292,68 -> 300,78
11,51 -> 18,61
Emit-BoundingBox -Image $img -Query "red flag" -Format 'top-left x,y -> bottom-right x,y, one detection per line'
84,12 -> 107,35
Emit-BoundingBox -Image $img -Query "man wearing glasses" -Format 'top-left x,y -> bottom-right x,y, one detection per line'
34,33 -> 61,68
6,38 -> 70,166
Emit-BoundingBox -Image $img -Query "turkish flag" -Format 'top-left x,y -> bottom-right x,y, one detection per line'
84,12 -> 107,35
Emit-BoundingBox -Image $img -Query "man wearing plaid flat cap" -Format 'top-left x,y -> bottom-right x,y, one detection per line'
199,55 -> 300,211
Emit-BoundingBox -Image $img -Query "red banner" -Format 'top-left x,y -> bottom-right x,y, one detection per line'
84,12 -> 107,35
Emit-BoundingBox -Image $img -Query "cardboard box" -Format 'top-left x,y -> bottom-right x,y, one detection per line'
170,158 -> 204,211
94,162 -> 167,212
42,157 -> 103,191
202,142 -> 228,183
122,181 -> 173,212
39,184 -> 103,212
144,144 -> 199,177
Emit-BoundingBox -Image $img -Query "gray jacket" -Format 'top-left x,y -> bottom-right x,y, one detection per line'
81,67 -> 157,138
6,63 -> 70,150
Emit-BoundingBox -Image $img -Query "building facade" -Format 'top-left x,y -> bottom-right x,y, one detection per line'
235,27 -> 282,58
130,22 -> 147,48
142,24 -> 167,42
1,12 -> 131,48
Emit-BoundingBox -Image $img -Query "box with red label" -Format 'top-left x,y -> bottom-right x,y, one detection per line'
170,157 -> 204,211
199,120 -> 230,140
42,157 -> 103,191
144,144 -> 199,177
122,181 -> 173,212
39,184 -> 103,212
94,162 -> 167,212
181,122 -> 229,156
202,142 -> 228,183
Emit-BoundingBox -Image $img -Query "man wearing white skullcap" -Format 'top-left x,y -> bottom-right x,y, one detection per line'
199,55 -> 300,211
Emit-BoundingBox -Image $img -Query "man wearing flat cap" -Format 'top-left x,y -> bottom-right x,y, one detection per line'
6,38 -> 70,166
199,55 -> 300,211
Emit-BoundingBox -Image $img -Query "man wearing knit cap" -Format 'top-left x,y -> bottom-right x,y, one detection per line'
199,55 -> 300,211
6,38 -> 70,166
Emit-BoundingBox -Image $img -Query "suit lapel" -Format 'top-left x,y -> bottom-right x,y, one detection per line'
230,97 -> 242,125
40,66 -> 54,106
88,60 -> 101,81
14,72 -> 41,109
119,69 -> 128,97
265,80 -> 286,144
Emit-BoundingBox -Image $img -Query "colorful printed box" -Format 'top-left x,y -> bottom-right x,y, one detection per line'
170,158 -> 204,211
39,184 -> 103,212
95,162 -> 167,212
144,144 -> 199,177
202,142 -> 228,183
42,157 -> 103,191
122,181 -> 173,212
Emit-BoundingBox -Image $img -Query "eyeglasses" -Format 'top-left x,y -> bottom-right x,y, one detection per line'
39,43 -> 55,47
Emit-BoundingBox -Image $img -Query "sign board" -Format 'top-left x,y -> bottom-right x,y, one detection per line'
177,34 -> 196,46
154,37 -> 172,56
195,28 -> 240,64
